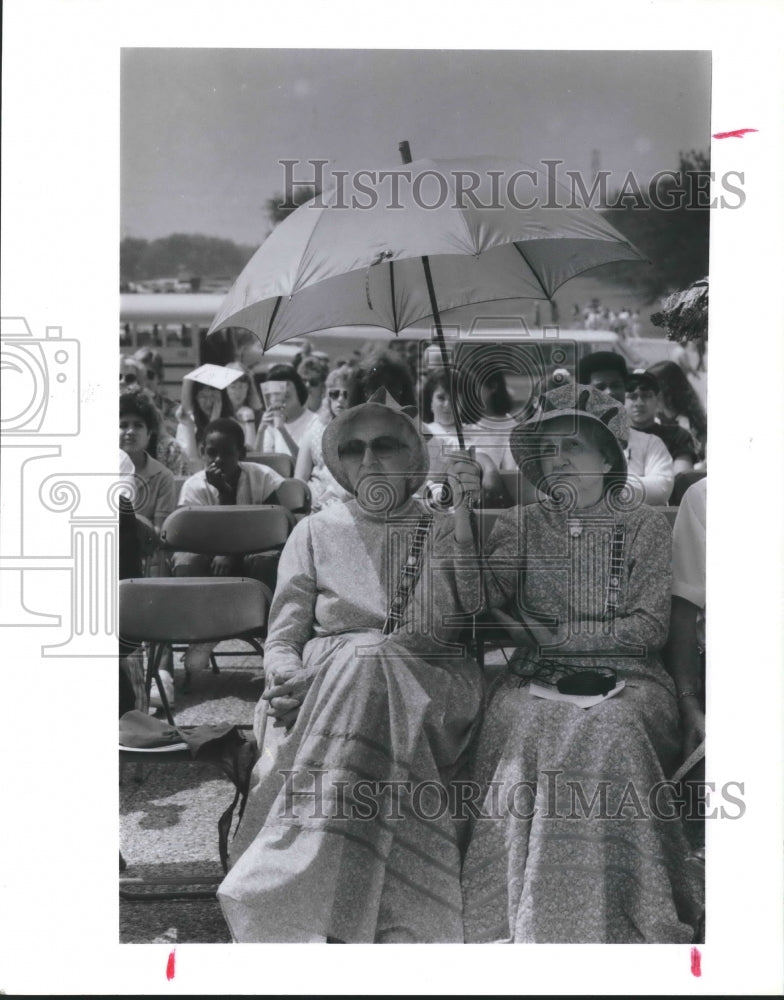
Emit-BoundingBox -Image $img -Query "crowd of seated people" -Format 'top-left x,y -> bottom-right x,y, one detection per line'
120,338 -> 707,944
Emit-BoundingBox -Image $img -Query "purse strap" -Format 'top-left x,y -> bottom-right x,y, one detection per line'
604,522 -> 626,618
382,512 -> 434,635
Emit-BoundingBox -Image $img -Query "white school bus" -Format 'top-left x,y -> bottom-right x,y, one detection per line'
120,293 -> 687,402
119,293 -> 306,393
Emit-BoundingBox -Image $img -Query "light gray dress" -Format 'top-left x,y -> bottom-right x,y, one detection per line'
218,497 -> 483,942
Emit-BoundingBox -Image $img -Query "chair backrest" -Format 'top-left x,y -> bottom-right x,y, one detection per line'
120,577 -> 268,643
160,505 -> 294,556
245,452 -> 294,478
276,478 -> 312,517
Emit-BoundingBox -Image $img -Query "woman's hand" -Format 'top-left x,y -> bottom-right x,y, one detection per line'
261,407 -> 284,430
442,450 -> 482,509
210,554 -> 238,576
262,665 -> 319,729
175,403 -> 195,427
679,696 -> 705,760
208,393 -> 223,422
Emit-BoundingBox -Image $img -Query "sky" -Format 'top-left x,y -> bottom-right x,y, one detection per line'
121,49 -> 711,245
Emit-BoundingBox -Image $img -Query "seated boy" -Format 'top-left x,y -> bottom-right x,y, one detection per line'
172,417 -> 288,674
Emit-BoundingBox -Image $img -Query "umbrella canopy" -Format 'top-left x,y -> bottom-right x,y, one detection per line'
208,156 -> 646,348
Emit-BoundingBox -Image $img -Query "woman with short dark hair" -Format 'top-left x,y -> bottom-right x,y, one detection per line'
254,364 -> 316,459
119,391 -> 176,532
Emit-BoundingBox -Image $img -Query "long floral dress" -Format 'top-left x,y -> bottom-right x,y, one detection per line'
218,497 -> 483,943
461,499 -> 702,943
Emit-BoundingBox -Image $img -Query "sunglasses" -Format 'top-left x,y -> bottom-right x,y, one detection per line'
305,378 -> 323,388
120,373 -> 138,384
328,389 -> 349,400
146,369 -> 158,381
338,436 -> 409,460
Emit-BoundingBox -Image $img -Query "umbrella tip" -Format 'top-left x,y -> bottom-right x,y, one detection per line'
398,140 -> 412,164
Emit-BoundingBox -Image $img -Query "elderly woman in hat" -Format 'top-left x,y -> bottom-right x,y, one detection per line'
219,390 -> 483,943
461,384 -> 702,944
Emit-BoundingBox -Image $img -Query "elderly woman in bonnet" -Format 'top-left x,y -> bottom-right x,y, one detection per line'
461,384 -> 702,944
218,390 -> 484,944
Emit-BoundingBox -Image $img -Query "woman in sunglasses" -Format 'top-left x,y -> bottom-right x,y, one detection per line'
293,365 -> 353,511
219,390 -> 483,944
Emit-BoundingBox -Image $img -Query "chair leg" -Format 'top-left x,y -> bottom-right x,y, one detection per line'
147,642 -> 176,726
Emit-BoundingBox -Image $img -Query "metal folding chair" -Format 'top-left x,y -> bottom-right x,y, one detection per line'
159,504 -> 295,674
245,451 -> 294,478
119,576 -> 268,900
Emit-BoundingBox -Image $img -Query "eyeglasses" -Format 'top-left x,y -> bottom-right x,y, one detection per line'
120,373 -> 138,384
338,436 -> 409,460
627,389 -> 656,401
328,389 -> 349,400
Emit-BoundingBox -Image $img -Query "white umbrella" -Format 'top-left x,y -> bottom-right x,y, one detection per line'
209,152 -> 646,444
209,154 -> 645,347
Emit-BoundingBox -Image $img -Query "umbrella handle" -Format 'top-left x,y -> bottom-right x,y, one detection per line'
398,138 -> 466,449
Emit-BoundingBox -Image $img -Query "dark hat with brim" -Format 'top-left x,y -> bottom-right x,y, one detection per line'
322,389 -> 429,495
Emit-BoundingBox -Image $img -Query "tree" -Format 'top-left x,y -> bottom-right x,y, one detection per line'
119,234 -> 256,284
599,151 -> 711,303
119,237 -> 149,282
265,184 -> 319,228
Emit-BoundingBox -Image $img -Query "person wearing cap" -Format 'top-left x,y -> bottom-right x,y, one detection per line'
461,384 -> 701,943
577,351 -> 675,505
219,390 -> 483,943
625,369 -> 698,475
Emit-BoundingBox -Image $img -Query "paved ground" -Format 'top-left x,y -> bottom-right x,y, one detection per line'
120,643 -> 273,944
119,641 -> 503,944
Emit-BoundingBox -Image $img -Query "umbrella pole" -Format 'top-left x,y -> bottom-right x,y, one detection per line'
398,140 -> 467,451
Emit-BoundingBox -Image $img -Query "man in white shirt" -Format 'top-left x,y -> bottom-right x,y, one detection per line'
254,365 -> 317,460
577,352 -> 674,505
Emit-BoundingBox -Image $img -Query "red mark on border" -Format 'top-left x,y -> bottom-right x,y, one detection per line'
712,128 -> 758,139
166,949 -> 176,981
690,946 -> 702,977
